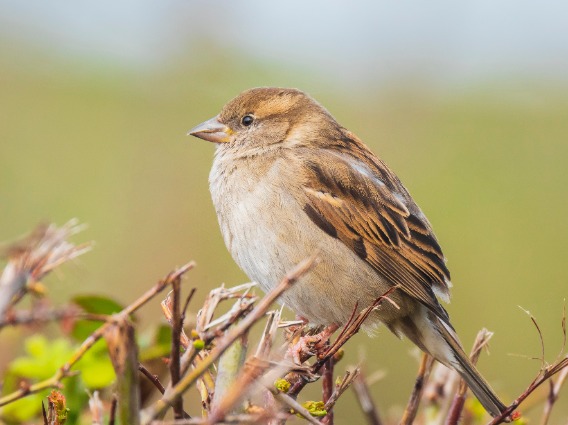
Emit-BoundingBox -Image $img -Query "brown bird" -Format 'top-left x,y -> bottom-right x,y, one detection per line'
189,87 -> 507,417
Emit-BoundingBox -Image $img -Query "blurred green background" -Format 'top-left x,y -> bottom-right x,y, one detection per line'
1,1 -> 568,423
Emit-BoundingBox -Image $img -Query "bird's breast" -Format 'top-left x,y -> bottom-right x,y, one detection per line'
208,152 -> 404,326
209,154 -> 304,290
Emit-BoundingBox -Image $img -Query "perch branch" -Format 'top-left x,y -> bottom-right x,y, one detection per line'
400,353 -> 435,425
141,255 -> 318,423
286,286 -> 399,398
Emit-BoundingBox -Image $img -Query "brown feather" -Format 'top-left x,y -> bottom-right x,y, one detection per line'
198,87 -> 506,417
300,132 -> 452,322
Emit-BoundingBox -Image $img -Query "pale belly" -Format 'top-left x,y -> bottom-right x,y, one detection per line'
209,158 -> 411,327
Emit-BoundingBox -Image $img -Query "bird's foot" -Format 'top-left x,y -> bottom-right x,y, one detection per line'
286,324 -> 339,364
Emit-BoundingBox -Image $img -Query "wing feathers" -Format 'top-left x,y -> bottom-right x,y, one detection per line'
301,141 -> 452,322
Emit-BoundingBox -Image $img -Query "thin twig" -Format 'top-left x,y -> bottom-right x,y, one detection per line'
158,286 -> 258,419
271,390 -> 323,425
149,413 -> 291,424
0,263 -> 194,407
0,305 -> 83,329
540,301 -> 568,425
352,372 -> 383,425
519,306 -> 546,367
197,282 -> 257,333
324,368 -> 360,412
257,309 -> 282,418
400,353 -> 435,425
201,297 -> 256,342
488,355 -> 568,425
255,309 -> 281,359
540,366 -> 568,425
170,280 -> 184,419
316,286 -> 399,372
207,356 -> 271,424
139,364 -> 166,394
162,290 -> 190,350
141,255 -> 318,424
489,307 -> 568,425
321,354 -> 334,424
109,395 -> 118,425
287,286 -> 399,398
180,288 -> 197,330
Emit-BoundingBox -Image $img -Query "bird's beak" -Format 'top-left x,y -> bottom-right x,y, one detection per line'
187,116 -> 232,144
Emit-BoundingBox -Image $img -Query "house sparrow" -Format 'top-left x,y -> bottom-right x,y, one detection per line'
189,87 -> 506,417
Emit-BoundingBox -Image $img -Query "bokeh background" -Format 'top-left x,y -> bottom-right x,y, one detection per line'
2,0 -> 568,422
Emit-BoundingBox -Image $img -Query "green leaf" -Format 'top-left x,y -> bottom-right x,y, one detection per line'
9,356 -> 46,379
3,336 -> 76,423
75,339 -> 116,389
25,334 -> 48,357
72,294 -> 125,315
0,392 -> 45,422
78,355 -> 116,388
9,335 -> 74,380
71,294 -> 127,341
139,324 -> 172,361
155,324 -> 172,346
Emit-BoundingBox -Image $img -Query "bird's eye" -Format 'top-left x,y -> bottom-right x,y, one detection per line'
241,115 -> 254,126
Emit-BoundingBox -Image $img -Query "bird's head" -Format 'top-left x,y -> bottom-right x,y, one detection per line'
188,87 -> 338,149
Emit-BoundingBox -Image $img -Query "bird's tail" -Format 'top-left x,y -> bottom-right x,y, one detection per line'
399,309 -> 507,418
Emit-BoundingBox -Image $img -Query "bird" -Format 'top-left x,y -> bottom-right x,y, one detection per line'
188,87 -> 507,418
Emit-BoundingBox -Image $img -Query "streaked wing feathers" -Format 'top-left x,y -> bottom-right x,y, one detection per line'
302,144 -> 452,322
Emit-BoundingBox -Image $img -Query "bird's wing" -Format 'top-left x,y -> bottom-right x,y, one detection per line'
301,140 -> 452,322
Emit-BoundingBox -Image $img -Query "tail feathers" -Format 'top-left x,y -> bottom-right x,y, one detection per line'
397,310 -> 507,418
434,316 -> 507,418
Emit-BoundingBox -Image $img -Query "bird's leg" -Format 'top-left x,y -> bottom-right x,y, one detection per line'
286,323 -> 339,364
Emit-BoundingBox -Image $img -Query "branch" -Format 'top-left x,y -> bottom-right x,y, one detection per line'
400,353 -> 435,425
207,356 -> 271,424
104,317 -> 141,425
324,368 -> 360,412
149,413 -> 291,424
488,307 -> 568,425
488,355 -> 568,425
321,355 -> 334,425
141,255 -> 318,424
170,279 -> 184,419
0,262 -> 194,407
286,286 -> 400,398
139,363 -> 166,395
352,372 -> 384,425
109,396 -> 118,425
158,284 -> 257,419
270,390 -> 323,425
211,322 -> 248,412
540,366 -> 568,425
0,304 -> 83,330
